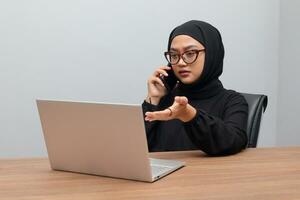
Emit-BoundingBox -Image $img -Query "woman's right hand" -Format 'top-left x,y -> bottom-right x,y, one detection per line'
146,66 -> 171,105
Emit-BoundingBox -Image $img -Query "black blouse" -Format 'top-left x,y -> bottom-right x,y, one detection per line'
142,88 -> 248,156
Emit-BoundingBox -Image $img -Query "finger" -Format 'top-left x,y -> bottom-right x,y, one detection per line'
154,65 -> 171,75
149,76 -> 164,86
145,112 -> 157,121
145,112 -> 154,121
151,77 -> 165,88
145,109 -> 172,121
159,65 -> 171,70
154,68 -> 169,77
175,96 -> 188,105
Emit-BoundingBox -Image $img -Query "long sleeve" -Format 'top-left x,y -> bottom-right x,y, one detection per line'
183,94 -> 248,156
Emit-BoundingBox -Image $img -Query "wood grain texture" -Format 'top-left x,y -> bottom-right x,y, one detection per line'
1,147 -> 300,200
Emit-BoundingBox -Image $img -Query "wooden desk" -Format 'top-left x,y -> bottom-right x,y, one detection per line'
1,147 -> 300,200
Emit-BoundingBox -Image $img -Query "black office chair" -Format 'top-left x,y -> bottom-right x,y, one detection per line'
240,93 -> 268,148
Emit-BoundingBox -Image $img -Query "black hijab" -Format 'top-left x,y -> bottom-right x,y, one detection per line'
168,20 -> 225,100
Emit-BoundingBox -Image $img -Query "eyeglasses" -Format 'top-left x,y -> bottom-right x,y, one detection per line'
164,49 -> 205,65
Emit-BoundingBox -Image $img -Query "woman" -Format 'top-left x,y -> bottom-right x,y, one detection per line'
142,20 -> 248,156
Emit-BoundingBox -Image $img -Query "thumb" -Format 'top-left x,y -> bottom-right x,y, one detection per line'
175,96 -> 188,105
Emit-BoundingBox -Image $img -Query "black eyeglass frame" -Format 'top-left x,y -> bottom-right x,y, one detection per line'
164,49 -> 205,65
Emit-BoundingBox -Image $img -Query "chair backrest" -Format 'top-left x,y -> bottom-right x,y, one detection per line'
240,93 -> 268,148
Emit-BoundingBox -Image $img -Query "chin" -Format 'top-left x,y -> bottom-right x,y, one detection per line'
179,78 -> 195,85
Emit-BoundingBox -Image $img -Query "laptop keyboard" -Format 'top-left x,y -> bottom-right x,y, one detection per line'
151,164 -> 171,176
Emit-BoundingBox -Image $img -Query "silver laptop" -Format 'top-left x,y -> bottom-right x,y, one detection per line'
36,100 -> 185,182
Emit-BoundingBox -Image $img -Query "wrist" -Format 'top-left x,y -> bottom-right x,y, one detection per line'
146,95 -> 161,105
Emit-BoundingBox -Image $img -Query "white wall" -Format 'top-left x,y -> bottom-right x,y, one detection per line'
0,0 -> 280,158
277,0 -> 300,146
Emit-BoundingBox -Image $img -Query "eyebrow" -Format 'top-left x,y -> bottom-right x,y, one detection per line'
170,45 -> 199,52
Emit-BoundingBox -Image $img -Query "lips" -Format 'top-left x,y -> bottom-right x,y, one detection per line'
178,70 -> 191,78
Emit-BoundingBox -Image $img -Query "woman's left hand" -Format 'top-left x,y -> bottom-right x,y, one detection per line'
145,96 -> 197,122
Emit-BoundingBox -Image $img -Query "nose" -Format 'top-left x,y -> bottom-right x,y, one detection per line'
177,56 -> 187,67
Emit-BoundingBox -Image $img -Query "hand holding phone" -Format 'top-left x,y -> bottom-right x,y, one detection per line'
146,65 -> 177,105
159,67 -> 177,93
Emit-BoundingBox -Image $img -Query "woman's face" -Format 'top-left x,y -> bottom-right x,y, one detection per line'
170,35 -> 205,84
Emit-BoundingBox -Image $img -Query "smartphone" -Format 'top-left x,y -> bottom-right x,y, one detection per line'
159,65 -> 177,93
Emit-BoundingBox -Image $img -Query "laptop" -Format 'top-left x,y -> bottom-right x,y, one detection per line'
36,100 -> 185,182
